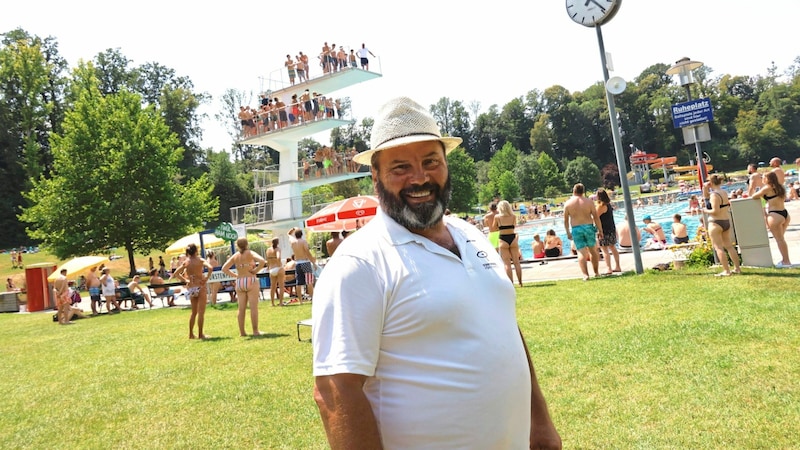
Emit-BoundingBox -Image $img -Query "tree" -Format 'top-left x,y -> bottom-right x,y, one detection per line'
496,171 -> 519,202
332,179 -> 361,199
563,156 -> 601,190
537,152 -> 563,192
488,142 -> 520,180
515,153 -> 542,199
21,63 -> 218,276
0,29 -> 63,247
446,148 -> 477,212
497,97 -> 533,154
207,149 -> 252,224
600,163 -> 620,189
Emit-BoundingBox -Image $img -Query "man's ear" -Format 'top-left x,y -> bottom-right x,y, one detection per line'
371,168 -> 379,194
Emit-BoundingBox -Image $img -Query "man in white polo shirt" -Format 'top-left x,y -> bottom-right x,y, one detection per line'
312,97 -> 560,449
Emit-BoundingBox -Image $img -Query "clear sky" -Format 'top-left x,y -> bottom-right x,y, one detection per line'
3,0 -> 797,153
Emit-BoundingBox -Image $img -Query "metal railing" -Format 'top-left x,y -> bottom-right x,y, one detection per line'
252,155 -> 369,192
240,97 -> 354,140
230,193 -> 341,226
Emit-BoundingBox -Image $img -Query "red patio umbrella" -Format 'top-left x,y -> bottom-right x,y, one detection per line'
305,195 -> 379,232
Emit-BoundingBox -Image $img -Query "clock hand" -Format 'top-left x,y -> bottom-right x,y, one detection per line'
589,0 -> 607,12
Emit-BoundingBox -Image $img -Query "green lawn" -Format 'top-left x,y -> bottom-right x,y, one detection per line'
1,268 -> 798,449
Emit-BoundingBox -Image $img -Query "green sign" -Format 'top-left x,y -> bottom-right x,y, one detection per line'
214,222 -> 238,241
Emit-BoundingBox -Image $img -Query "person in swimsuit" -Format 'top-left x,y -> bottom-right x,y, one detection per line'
595,189 -> 621,274
205,251 -> 220,305
688,194 -> 701,215
493,200 -> 523,287
671,214 -> 690,244
265,238 -> 285,306
285,54 -> 296,85
54,269 -> 74,324
641,216 -> 667,249
174,243 -> 214,339
751,171 -> 792,268
484,203 -> 500,250
222,237 -> 267,336
704,174 -> 742,276
86,266 -> 102,315
563,183 -> 603,280
544,229 -> 562,257
532,234 -> 545,259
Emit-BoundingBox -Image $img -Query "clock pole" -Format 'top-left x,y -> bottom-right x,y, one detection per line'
595,24 -> 644,274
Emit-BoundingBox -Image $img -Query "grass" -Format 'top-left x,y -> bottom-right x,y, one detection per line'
1,267 -> 799,449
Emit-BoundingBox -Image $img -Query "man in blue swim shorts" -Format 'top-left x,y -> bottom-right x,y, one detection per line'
563,183 -> 603,280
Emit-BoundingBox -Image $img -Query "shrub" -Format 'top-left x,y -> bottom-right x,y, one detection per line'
686,241 -> 714,267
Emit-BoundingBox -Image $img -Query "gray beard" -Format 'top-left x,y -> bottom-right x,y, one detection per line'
376,176 -> 451,230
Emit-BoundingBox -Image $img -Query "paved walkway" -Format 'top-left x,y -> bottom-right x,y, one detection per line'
518,200 -> 800,283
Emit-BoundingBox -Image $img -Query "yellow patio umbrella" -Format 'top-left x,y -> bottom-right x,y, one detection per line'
47,256 -> 109,282
165,233 -> 226,256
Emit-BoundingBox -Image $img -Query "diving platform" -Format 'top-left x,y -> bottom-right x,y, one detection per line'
240,118 -> 353,148
265,67 -> 382,100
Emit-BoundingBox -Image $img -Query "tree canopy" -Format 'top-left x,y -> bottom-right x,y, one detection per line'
21,63 -> 217,275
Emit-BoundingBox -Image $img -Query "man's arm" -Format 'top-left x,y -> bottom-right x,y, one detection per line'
519,329 -> 562,450
314,374 -> 382,449
563,207 -> 572,241
304,242 -> 317,265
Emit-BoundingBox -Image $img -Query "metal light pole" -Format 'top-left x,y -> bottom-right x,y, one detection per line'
596,25 -> 643,274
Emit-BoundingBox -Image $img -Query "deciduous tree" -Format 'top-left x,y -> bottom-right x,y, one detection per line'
21,63 -> 218,276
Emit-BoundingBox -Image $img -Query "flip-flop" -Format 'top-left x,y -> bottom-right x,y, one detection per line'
714,272 -> 731,277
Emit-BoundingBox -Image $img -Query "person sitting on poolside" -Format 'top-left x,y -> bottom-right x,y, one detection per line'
532,234 -> 546,259
617,215 -> 641,249
543,229 -> 562,258
671,214 -> 690,245
641,215 -> 667,249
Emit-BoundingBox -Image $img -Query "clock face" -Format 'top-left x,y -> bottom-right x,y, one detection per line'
566,0 -> 621,27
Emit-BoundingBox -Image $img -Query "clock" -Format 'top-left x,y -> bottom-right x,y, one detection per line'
565,0 -> 622,27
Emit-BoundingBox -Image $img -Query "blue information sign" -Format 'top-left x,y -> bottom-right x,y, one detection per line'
671,97 -> 713,128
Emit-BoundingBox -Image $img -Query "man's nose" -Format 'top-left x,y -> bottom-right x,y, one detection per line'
407,165 -> 430,184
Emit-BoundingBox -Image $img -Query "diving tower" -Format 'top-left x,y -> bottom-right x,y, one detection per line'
230,64 -> 381,235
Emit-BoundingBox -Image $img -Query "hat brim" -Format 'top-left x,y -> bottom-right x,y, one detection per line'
353,136 -> 462,166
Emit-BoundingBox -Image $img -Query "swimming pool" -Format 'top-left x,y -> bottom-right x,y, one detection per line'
516,200 -> 703,260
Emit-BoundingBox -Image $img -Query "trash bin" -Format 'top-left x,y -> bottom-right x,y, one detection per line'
25,263 -> 57,312
0,292 -> 19,313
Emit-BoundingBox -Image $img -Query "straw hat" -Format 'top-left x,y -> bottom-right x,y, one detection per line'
352,97 -> 462,165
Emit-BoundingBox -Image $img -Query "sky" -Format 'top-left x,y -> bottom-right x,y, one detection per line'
3,0 -> 798,153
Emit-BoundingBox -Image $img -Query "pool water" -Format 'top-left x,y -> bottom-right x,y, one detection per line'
516,201 -> 702,260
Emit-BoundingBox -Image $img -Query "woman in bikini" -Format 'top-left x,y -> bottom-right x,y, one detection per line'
493,200 -> 523,287
222,237 -> 267,336
704,174 -> 742,276
751,171 -> 791,268
206,251 -> 220,305
265,238 -> 285,306
174,243 -> 214,339
595,189 -> 621,274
